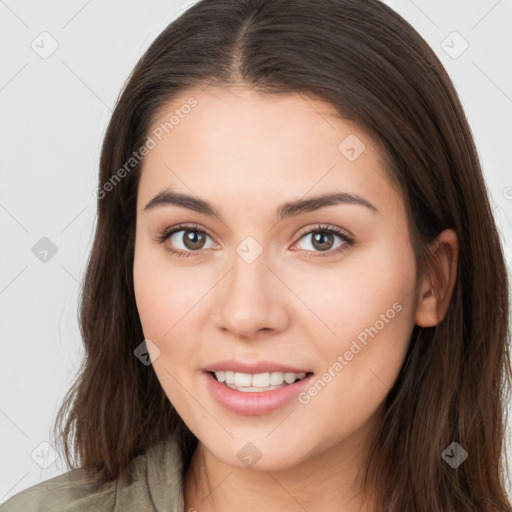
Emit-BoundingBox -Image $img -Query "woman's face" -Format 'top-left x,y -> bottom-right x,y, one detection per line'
133,85 -> 420,471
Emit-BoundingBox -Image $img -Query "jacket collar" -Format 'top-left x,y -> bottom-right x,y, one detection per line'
114,435 -> 185,512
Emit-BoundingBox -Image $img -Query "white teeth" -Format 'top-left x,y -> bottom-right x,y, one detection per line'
269,371 -> 284,385
284,372 -> 297,384
234,372 -> 252,387
252,373 -> 270,387
213,370 -> 307,391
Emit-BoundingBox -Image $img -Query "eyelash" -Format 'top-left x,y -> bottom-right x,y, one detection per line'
155,223 -> 354,259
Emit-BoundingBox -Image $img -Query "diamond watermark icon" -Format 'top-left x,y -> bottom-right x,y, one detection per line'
31,31 -> 59,59
237,442 -> 263,468
338,134 -> 366,161
236,236 -> 263,264
441,31 -> 469,59
32,237 -> 58,263
31,441 -> 58,469
134,339 -> 161,365
441,441 -> 468,468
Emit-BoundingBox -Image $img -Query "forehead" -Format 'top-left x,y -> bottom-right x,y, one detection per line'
137,86 -> 399,217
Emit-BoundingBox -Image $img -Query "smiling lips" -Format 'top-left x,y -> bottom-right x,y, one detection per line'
204,360 -> 311,391
212,370 -> 307,392
203,360 -> 314,415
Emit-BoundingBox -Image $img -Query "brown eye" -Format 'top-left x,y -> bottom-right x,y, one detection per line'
168,228 -> 213,252
296,227 -> 350,255
310,231 -> 336,251
181,230 -> 207,250
157,223 -> 218,257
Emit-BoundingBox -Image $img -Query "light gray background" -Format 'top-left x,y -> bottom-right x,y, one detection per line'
1,0 -> 511,502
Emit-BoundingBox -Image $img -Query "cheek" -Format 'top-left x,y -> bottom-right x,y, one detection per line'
133,237 -> 202,340
296,238 -> 417,426
296,237 -> 416,394
133,238 -> 215,396
133,243 -> 211,435
284,231 -> 417,340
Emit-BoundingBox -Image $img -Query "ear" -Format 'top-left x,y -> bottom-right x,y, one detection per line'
415,229 -> 459,327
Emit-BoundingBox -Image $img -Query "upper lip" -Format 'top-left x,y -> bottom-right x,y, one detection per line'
203,360 -> 312,374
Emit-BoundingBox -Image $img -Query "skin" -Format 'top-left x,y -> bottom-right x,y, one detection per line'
133,85 -> 458,512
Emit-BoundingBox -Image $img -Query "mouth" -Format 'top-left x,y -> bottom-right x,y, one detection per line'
209,370 -> 312,392
204,368 -> 314,415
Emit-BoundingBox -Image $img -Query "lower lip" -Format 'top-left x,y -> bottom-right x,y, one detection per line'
204,371 -> 314,416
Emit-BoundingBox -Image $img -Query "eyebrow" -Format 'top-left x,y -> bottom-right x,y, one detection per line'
143,187 -> 378,220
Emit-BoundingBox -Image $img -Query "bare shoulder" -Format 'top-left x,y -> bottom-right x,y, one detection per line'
0,468 -> 117,512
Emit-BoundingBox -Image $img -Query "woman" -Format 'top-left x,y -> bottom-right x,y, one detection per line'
2,0 -> 510,510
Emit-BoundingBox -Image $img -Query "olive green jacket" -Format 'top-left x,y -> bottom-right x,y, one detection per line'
0,436 -> 185,511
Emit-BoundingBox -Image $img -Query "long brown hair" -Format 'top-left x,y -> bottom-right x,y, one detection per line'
52,0 -> 512,509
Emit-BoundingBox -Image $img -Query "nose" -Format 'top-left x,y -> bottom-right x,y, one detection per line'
214,249 -> 289,340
